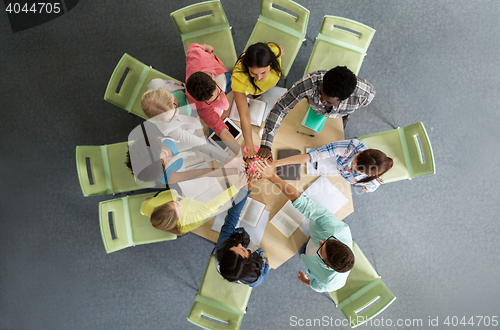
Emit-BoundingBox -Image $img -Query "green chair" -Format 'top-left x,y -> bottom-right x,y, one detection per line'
171,0 -> 237,71
104,53 -> 183,119
76,142 -> 153,197
99,192 -> 177,253
187,254 -> 252,330
304,16 -> 375,75
329,242 -> 396,328
357,122 -> 435,183
244,0 -> 309,77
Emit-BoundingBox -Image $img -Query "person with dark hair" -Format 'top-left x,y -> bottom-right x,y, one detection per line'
232,42 -> 284,157
215,173 -> 270,287
269,139 -> 393,192
185,43 -> 240,154
254,161 -> 355,292
257,66 -> 375,159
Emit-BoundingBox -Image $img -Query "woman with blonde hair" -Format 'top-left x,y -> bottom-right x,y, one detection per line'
140,171 -> 248,235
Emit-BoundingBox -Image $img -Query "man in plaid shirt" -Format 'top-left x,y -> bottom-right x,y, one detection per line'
257,66 -> 375,159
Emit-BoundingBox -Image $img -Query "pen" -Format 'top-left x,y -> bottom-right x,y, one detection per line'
296,131 -> 315,137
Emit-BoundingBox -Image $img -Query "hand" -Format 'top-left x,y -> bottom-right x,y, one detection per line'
245,145 -> 257,159
254,160 -> 275,180
257,146 -> 273,160
202,44 -> 214,54
264,257 -> 269,265
235,169 -> 248,190
362,187 -> 369,193
279,45 -> 285,57
247,171 -> 261,189
226,156 -> 245,172
297,271 -> 310,286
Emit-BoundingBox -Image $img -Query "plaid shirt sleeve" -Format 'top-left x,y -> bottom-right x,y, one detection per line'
308,140 -> 357,163
329,77 -> 376,118
261,74 -> 315,148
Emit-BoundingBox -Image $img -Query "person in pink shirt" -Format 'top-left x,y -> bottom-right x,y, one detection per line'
185,43 -> 240,154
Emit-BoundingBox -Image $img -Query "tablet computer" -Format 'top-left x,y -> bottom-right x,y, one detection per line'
208,118 -> 242,151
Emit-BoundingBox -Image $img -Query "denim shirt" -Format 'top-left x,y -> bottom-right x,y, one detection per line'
215,190 -> 270,287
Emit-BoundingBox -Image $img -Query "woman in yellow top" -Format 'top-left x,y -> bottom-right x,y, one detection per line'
140,172 -> 247,235
232,42 -> 284,158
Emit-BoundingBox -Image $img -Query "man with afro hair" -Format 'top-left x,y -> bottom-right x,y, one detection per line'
258,66 -> 375,159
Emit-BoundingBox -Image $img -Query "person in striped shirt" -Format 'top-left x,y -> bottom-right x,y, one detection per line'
257,67 -> 375,160
271,139 -> 393,192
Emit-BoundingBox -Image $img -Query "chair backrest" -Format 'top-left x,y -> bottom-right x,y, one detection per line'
260,0 -> 309,34
402,122 -> 435,178
357,122 -> 435,183
171,0 -> 237,71
304,16 -> 375,75
244,0 -> 309,77
329,242 -> 396,328
99,192 -> 177,253
104,53 -> 181,119
76,142 -> 148,197
187,254 -> 252,330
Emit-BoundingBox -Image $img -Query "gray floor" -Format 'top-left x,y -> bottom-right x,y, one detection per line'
1,1 -> 499,329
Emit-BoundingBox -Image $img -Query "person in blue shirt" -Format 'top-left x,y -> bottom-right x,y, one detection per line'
255,161 -> 354,292
215,173 -> 270,287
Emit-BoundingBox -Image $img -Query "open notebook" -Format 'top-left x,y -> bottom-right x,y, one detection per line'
270,200 -> 308,238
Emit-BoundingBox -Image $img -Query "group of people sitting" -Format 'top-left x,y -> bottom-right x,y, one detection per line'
124,42 -> 394,292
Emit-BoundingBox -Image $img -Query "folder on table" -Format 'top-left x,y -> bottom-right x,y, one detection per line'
301,107 -> 326,133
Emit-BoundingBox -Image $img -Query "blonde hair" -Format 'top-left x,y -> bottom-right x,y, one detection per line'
141,88 -> 176,118
150,202 -> 182,235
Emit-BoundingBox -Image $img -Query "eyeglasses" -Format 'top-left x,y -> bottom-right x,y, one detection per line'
205,85 -> 222,105
166,103 -> 179,123
316,235 -> 338,267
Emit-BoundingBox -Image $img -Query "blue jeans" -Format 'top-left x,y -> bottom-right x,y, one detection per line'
299,239 -> 310,255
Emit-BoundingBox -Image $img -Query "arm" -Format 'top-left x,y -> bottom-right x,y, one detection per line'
233,92 -> 256,157
168,166 -> 238,184
215,189 -> 251,252
273,153 -> 311,167
260,75 -> 312,149
219,128 -> 242,155
179,184 -> 241,233
255,161 -> 301,202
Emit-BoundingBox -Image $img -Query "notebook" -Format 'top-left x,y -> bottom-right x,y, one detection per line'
270,200 -> 308,238
239,197 -> 266,227
276,149 -> 301,180
301,107 -> 326,133
229,97 -> 267,126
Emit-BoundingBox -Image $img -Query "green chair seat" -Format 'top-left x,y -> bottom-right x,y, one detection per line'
329,242 -> 396,328
244,0 -> 309,78
99,192 -> 177,253
171,0 -> 237,71
76,142 -> 151,196
304,16 -> 375,75
357,122 -> 435,183
187,254 -> 252,330
104,53 -> 183,119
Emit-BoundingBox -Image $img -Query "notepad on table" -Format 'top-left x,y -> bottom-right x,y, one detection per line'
239,197 -> 266,227
301,107 -> 326,133
271,200 -> 308,238
229,97 -> 267,126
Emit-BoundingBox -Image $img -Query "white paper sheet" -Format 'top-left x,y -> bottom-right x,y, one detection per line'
178,175 -> 223,202
305,148 -> 340,175
211,210 -> 270,246
303,176 -> 348,215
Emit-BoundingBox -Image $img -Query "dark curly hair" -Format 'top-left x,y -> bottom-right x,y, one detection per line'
217,230 -> 264,284
322,66 -> 357,101
236,42 -> 282,94
324,239 -> 355,273
186,71 -> 217,102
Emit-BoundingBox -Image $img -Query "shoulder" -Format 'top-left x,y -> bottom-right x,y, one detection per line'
267,43 -> 281,56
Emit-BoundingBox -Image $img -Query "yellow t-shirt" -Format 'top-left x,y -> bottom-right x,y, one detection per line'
231,43 -> 282,96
